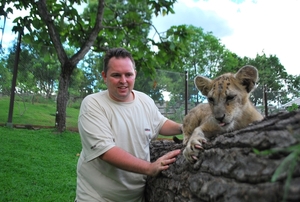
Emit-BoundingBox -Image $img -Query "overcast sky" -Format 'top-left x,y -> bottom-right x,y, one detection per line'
151,0 -> 300,76
1,0 -> 299,76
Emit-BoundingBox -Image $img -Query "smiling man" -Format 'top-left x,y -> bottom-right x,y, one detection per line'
102,55 -> 136,102
75,47 -> 182,202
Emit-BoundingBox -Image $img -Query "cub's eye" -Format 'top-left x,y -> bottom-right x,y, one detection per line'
226,95 -> 236,102
208,97 -> 214,103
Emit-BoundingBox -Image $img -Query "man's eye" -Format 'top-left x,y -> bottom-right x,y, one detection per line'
126,73 -> 133,77
226,95 -> 236,102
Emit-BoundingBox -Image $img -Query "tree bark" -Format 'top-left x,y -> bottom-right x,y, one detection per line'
55,71 -> 70,132
146,110 -> 300,202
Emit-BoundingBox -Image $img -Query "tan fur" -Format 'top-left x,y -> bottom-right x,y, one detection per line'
183,65 -> 263,163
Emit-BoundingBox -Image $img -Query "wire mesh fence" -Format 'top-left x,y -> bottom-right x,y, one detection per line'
2,67 -> 283,127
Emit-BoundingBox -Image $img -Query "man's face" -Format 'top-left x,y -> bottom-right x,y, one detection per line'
102,57 -> 136,102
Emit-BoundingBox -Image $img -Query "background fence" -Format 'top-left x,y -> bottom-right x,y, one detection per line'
2,68 -> 283,127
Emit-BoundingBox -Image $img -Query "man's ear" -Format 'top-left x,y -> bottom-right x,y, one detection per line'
101,71 -> 107,83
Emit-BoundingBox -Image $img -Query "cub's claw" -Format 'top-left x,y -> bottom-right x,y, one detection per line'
183,136 -> 207,164
195,144 -> 203,150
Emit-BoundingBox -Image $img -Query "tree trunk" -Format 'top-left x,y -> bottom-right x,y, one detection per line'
55,64 -> 73,132
146,110 -> 300,202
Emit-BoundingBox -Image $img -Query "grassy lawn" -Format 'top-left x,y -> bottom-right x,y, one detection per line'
0,127 -> 81,202
0,96 -> 79,128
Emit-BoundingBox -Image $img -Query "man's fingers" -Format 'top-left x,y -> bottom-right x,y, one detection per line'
162,149 -> 181,165
157,149 -> 181,172
166,149 -> 181,158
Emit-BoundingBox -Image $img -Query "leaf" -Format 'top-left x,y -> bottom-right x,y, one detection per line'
253,148 -> 279,156
282,153 -> 298,201
271,151 -> 297,182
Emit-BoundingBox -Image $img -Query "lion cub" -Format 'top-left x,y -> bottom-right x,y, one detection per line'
182,65 -> 263,163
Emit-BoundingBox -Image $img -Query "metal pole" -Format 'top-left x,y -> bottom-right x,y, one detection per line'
7,32 -> 22,128
185,70 -> 188,115
263,84 -> 268,117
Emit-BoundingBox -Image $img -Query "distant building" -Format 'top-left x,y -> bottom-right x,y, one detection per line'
281,97 -> 300,109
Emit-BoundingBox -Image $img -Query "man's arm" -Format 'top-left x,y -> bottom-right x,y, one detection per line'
159,120 -> 183,136
100,146 -> 180,177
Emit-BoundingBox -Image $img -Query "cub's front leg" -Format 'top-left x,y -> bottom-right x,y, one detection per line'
183,126 -> 207,164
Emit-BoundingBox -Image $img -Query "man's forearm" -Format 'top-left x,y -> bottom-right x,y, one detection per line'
160,120 -> 182,136
100,146 -> 152,175
100,146 -> 180,177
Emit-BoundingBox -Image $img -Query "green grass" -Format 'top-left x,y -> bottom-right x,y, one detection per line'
0,96 -> 79,129
0,127 -> 81,202
0,95 -> 181,201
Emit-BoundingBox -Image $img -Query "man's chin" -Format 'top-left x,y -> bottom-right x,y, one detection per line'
112,92 -> 132,102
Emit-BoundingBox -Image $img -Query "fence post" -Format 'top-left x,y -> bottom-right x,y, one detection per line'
185,70 -> 188,115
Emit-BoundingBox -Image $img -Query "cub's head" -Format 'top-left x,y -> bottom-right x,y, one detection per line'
194,65 -> 259,130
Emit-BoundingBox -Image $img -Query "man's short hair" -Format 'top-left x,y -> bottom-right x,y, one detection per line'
103,47 -> 135,74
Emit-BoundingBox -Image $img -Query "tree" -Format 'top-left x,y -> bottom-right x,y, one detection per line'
5,42 -> 59,100
237,53 -> 294,115
285,74 -> 300,100
64,48 -> 102,101
0,53 -> 12,95
1,0 -> 178,132
158,25 -> 239,104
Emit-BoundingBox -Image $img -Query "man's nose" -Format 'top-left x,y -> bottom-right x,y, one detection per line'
120,75 -> 126,83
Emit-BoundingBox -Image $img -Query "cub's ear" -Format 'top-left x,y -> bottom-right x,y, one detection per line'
194,76 -> 212,96
235,65 -> 259,93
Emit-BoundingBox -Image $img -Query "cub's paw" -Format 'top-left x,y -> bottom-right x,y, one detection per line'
183,136 -> 206,164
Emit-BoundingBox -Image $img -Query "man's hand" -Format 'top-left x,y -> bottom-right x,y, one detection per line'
148,149 -> 181,177
101,147 -> 180,177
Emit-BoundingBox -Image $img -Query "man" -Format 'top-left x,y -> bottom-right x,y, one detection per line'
75,47 -> 182,202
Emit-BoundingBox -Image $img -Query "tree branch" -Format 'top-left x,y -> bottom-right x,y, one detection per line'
70,0 -> 105,65
36,0 -> 68,66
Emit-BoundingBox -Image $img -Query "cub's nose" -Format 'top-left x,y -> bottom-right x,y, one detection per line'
215,114 -> 225,122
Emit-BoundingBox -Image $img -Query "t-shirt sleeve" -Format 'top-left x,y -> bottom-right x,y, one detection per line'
78,95 -> 115,162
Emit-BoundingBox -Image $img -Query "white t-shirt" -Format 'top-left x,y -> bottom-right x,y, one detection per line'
76,90 -> 167,202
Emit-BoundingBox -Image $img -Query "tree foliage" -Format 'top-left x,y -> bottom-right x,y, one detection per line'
238,53 -> 291,107
4,42 -> 59,99
158,25 -> 238,103
0,54 -> 12,95
0,0 -> 180,132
